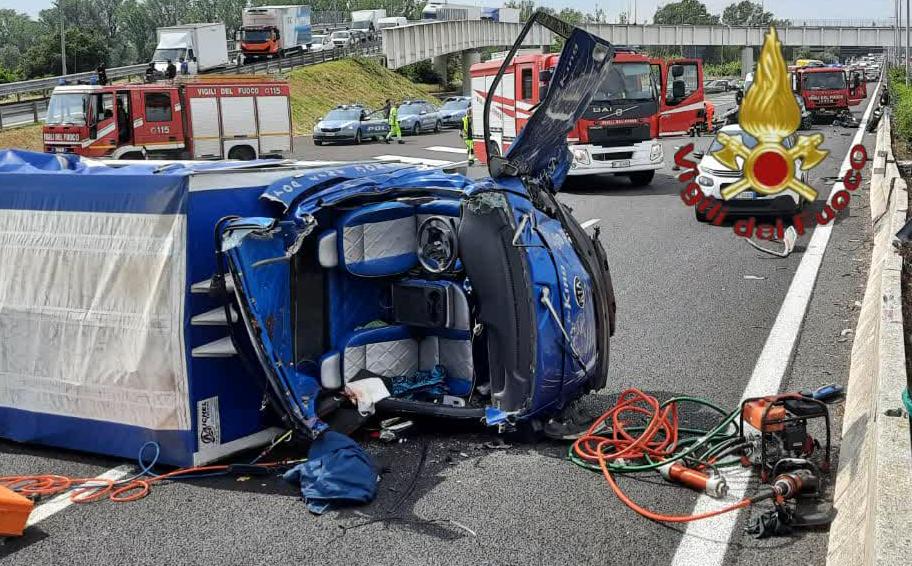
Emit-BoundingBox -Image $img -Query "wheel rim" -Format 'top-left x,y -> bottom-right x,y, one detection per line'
413,123 -> 420,135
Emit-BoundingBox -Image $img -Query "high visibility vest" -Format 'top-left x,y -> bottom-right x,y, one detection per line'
388,106 -> 398,125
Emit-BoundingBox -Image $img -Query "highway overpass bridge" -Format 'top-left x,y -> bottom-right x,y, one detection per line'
381,20 -> 895,88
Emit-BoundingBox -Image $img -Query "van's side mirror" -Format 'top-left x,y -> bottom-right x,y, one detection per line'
671,65 -> 684,78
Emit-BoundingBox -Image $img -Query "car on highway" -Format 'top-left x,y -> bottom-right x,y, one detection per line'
216,17 -> 616,440
437,96 -> 471,128
396,100 -> 442,135
309,34 -> 335,52
313,104 -> 390,145
694,124 -> 808,221
704,79 -> 729,94
330,30 -> 354,47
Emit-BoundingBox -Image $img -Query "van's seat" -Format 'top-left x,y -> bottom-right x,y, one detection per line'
320,325 -> 473,395
318,202 -> 417,277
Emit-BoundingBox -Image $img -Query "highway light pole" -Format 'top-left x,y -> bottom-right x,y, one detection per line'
59,0 -> 67,76
907,0 -> 910,84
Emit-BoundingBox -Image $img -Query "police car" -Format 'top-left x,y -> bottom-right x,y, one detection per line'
313,104 -> 390,145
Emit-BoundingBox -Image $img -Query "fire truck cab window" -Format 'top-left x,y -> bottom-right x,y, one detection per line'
665,63 -> 699,103
803,72 -> 847,90
145,93 -> 172,122
594,63 -> 655,102
94,93 -> 114,123
520,68 -> 534,100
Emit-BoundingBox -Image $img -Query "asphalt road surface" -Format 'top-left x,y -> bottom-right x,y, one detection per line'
0,90 -> 878,566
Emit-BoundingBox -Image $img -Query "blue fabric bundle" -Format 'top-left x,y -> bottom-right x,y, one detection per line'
283,431 -> 378,514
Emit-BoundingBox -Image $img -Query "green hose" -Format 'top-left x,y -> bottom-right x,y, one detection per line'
568,395 -> 744,473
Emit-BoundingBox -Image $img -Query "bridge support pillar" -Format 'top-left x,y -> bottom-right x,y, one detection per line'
433,55 -> 449,88
741,46 -> 754,78
461,50 -> 481,96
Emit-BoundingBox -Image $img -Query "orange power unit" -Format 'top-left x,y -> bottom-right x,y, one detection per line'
0,484 -> 33,537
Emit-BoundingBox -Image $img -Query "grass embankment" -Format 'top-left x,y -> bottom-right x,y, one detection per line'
0,124 -> 43,151
0,57 -> 437,148
889,68 -> 912,150
287,57 -> 439,135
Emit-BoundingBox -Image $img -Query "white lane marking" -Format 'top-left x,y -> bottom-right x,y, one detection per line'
25,465 -> 133,527
373,155 -> 454,167
671,84 -> 881,566
425,146 -> 467,154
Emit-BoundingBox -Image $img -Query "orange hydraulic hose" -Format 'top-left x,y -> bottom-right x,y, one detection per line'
571,388 -> 754,523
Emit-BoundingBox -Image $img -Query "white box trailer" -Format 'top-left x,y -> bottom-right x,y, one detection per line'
241,5 -> 313,58
153,23 -> 229,74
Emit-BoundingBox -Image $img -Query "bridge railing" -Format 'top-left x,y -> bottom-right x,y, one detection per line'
382,20 -> 553,69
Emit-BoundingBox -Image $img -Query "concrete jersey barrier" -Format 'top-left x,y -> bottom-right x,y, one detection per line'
827,111 -> 912,566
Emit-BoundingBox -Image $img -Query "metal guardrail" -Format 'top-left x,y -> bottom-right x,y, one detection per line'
0,99 -> 48,130
0,64 -> 148,99
220,41 -> 382,75
0,21 -> 355,99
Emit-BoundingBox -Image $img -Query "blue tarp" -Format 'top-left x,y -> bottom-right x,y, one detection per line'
283,431 -> 378,514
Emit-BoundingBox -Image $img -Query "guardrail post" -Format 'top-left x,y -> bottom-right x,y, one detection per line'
0,109 -> 4,130
32,101 -> 39,124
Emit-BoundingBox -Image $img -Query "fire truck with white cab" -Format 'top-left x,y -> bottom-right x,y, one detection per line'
42,77 -> 293,160
470,49 -> 710,186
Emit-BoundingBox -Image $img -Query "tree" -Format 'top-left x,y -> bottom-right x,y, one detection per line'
653,0 -> 720,25
721,1 -> 788,27
505,0 -> 536,23
20,26 -> 109,77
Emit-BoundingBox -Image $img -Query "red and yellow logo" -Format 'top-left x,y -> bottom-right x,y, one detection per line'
713,27 -> 828,202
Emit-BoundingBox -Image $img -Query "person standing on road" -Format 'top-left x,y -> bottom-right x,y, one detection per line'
381,99 -> 392,120
165,60 -> 177,81
385,100 -> 403,144
144,62 -> 156,83
461,111 -> 475,165
179,58 -> 189,76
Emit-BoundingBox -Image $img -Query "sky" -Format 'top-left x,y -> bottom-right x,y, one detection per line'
1,0 -> 895,22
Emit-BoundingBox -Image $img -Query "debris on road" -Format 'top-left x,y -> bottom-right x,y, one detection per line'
744,275 -> 767,280
283,431 -> 378,515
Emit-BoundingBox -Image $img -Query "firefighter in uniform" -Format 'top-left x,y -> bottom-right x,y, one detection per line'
461,112 -> 475,165
385,101 -> 403,144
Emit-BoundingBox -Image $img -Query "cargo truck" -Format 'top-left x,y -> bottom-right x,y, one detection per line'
153,23 -> 229,75
422,1 -> 482,21
240,5 -> 313,60
351,9 -> 387,41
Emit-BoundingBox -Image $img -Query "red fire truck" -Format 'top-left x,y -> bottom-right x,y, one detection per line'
793,66 -> 867,122
42,77 -> 293,160
469,49 -> 710,185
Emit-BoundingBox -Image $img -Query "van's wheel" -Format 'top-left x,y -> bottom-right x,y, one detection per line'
412,122 -> 421,136
628,170 -> 655,187
354,129 -> 362,144
227,146 -> 256,161
119,152 -> 144,160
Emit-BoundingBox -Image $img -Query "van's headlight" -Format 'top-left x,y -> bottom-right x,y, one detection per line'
572,148 -> 590,165
697,175 -> 714,187
650,143 -> 663,162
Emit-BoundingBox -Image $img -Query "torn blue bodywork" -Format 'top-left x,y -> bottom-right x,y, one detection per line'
220,22 -> 617,437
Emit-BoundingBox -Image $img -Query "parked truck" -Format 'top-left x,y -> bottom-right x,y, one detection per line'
470,49 -> 710,186
793,66 -> 866,122
240,5 -> 313,60
351,9 -> 387,40
422,1 -> 483,21
42,77 -> 292,161
153,23 -> 229,75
